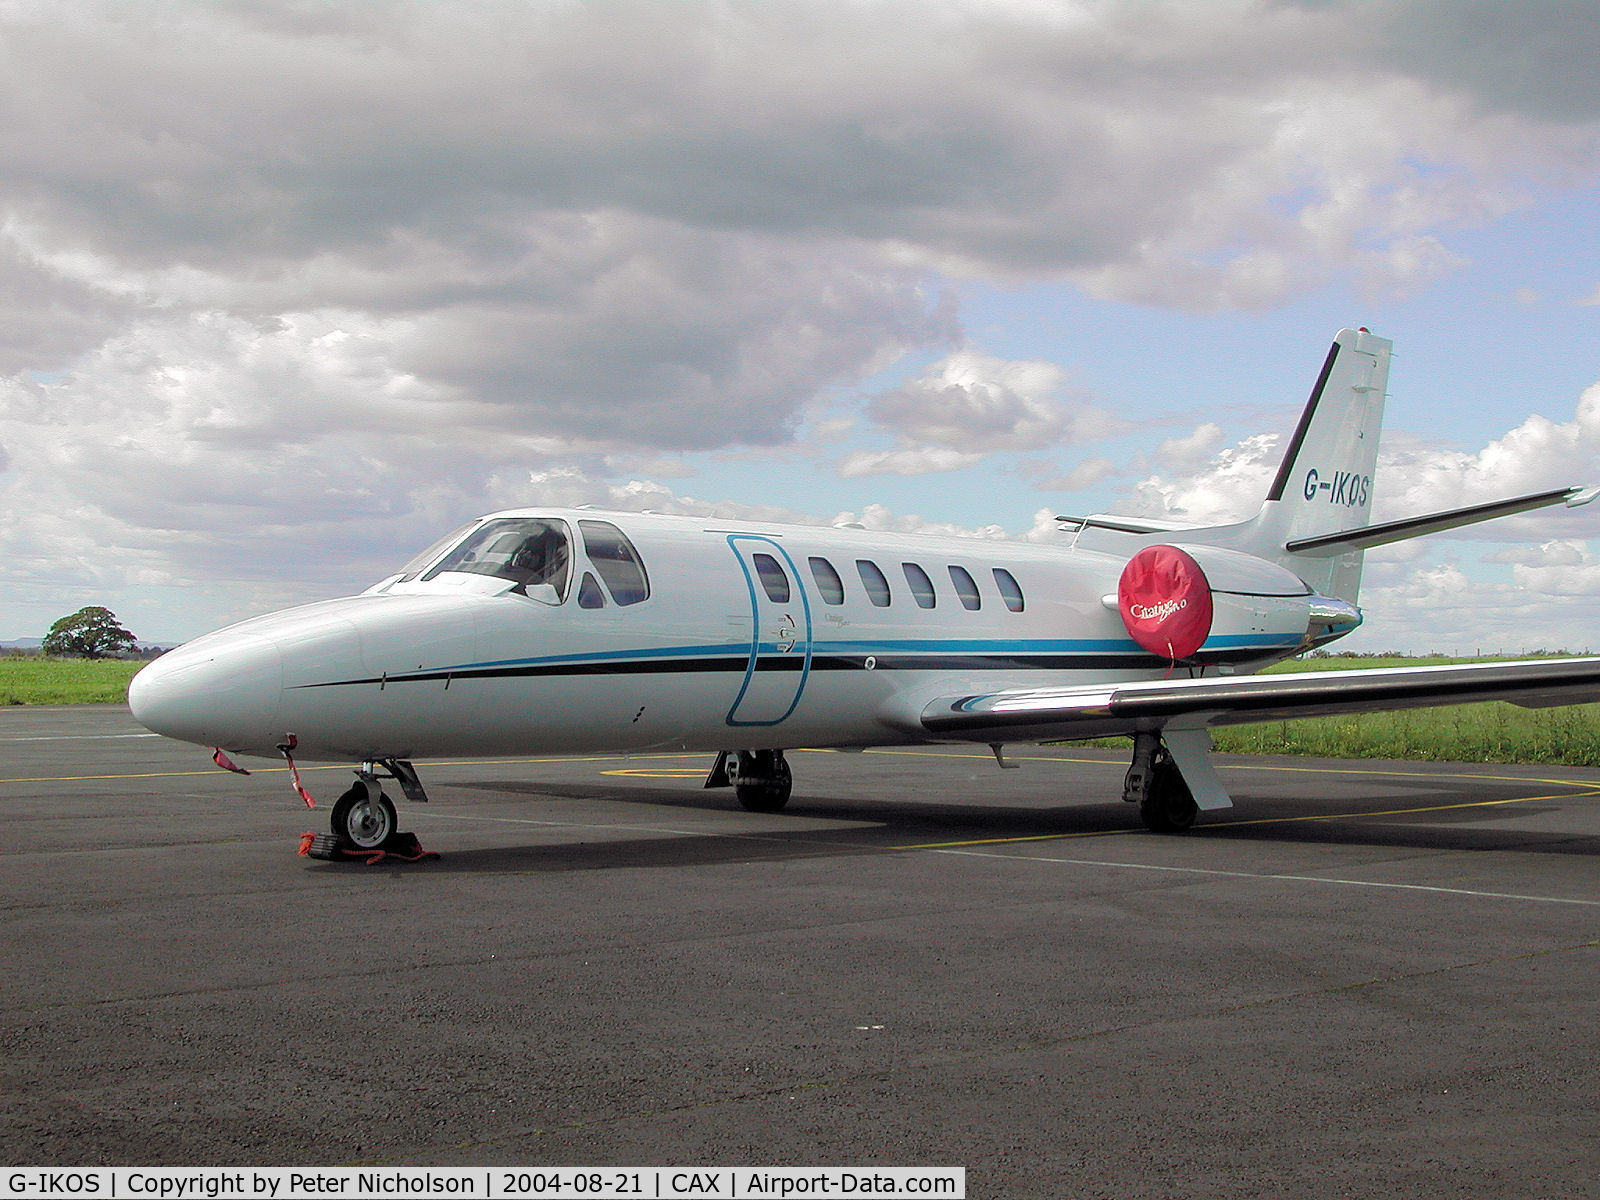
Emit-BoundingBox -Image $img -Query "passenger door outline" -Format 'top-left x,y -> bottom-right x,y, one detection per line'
725,535 -> 813,727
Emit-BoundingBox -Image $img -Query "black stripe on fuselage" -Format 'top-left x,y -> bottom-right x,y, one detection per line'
294,647 -> 1279,690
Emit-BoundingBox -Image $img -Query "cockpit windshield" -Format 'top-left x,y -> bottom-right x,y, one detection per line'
393,521 -> 479,584
421,517 -> 572,600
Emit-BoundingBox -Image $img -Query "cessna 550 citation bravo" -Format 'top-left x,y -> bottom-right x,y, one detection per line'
130,329 -> 1600,848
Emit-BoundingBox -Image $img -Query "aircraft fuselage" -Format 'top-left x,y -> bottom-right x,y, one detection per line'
129,509 -> 1313,763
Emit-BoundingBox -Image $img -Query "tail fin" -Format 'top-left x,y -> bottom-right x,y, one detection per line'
1244,327 -> 1391,601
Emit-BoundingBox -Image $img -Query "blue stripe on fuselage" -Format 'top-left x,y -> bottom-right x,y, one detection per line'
297,633 -> 1304,689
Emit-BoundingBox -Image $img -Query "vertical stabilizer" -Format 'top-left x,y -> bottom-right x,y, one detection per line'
1245,328 -> 1391,601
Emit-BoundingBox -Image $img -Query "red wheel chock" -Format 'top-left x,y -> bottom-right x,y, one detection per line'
298,830 -> 440,865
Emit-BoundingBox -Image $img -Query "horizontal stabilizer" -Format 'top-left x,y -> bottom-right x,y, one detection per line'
1056,514 -> 1198,536
1286,485 -> 1596,556
921,656 -> 1600,744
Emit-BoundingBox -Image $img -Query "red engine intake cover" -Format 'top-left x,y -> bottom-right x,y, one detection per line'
1117,544 -> 1214,660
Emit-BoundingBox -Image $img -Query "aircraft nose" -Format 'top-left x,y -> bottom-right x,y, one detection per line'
128,633 -> 285,754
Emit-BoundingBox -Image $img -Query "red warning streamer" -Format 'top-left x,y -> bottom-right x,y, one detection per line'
211,747 -> 251,775
276,734 -> 316,809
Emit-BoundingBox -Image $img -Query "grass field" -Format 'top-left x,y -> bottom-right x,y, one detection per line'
1204,654 -> 1600,766
0,656 -> 145,705
2,652 -> 1597,766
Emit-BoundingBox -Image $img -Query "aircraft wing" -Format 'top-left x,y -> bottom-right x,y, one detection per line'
918,657 -> 1600,744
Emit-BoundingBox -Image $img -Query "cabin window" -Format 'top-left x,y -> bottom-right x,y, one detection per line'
577,572 -> 606,609
422,517 -> 571,601
993,567 -> 1025,613
809,556 -> 845,605
753,553 -> 791,603
857,559 -> 891,607
948,565 -> 981,611
578,520 -> 650,606
902,563 -> 936,609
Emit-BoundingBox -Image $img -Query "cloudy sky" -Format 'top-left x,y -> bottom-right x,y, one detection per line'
2,0 -> 1598,653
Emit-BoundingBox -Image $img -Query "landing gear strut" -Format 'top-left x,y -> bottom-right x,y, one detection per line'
1123,731 -> 1199,834
706,749 -> 793,812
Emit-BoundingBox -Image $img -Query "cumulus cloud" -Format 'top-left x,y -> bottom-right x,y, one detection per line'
1155,423 -> 1226,472
1494,539 -> 1600,596
1050,457 -> 1120,492
2,0 -> 1598,637
1371,0 -> 1600,125
1121,432 -> 1284,523
838,447 -> 988,478
1349,554 -> 1600,656
6,214 -> 954,450
842,348 -> 1125,477
827,502 -> 1009,542
1373,382 -> 1600,538
871,351 -> 1121,446
5,2 -> 1596,316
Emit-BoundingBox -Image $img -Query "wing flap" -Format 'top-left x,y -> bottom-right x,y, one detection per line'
921,657 -> 1600,743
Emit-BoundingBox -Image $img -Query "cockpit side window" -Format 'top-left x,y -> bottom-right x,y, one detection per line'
577,572 -> 606,609
421,517 -> 572,600
578,520 -> 650,605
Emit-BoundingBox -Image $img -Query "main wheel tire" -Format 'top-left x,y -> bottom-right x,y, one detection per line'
331,782 -> 398,850
733,750 -> 793,812
736,780 -> 792,812
1139,758 -> 1198,834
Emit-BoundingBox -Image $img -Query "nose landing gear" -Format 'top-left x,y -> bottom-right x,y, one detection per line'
327,758 -> 431,852
331,778 -> 398,850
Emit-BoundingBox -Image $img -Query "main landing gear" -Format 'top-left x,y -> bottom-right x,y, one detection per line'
1123,731 -> 1199,834
704,749 -> 793,812
329,758 -> 430,851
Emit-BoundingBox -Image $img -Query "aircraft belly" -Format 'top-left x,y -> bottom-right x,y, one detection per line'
277,672 -> 725,759
281,670 -> 901,759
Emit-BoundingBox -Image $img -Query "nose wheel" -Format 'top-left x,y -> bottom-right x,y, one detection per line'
331,779 -> 398,850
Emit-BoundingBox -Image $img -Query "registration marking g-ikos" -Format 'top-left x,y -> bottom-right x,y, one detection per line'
1303,467 -> 1372,507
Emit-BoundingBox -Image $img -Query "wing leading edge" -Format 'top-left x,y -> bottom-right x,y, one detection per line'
920,657 -> 1600,744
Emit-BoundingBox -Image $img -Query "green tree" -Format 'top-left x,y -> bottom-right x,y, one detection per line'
41,606 -> 138,659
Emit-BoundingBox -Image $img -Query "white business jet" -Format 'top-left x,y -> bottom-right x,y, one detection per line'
129,329 -> 1600,850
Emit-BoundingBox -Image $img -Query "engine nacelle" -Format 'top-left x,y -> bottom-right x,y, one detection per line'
1115,543 -> 1360,661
